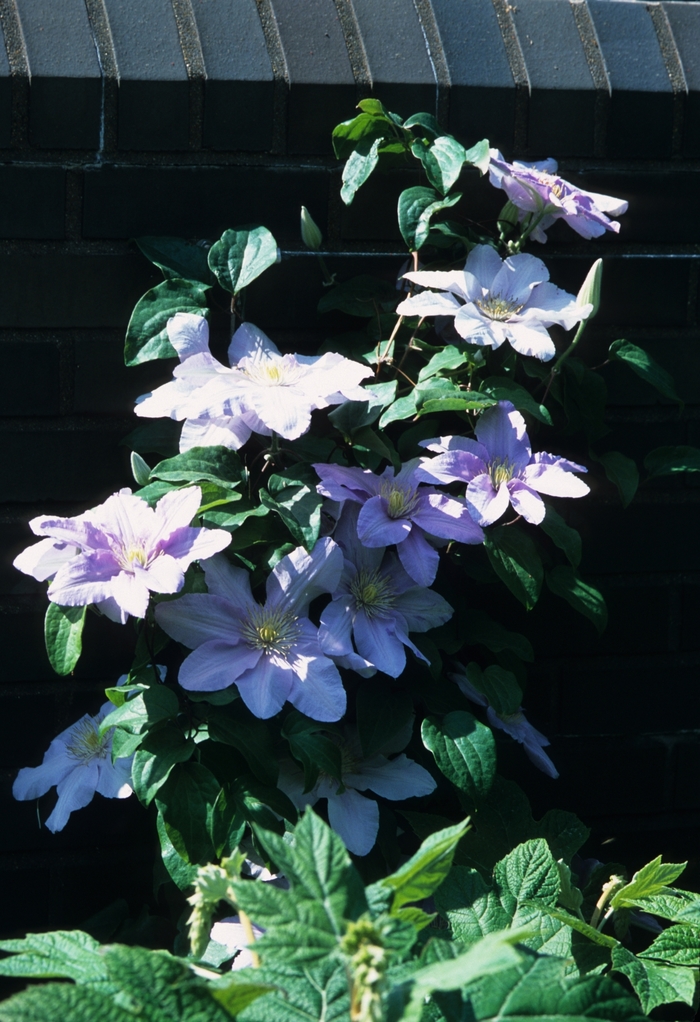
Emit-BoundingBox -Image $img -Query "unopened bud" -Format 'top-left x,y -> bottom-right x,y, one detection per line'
300,205 -> 323,251
577,258 -> 602,321
498,200 -> 520,228
130,451 -> 151,487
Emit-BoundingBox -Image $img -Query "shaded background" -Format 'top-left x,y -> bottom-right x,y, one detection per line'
1,0 -> 700,937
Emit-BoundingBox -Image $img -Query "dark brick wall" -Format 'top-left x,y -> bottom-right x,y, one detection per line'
1,0 -> 700,935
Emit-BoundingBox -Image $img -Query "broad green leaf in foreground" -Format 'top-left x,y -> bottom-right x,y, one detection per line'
0,930 -> 108,985
382,818 -> 470,911
609,339 -> 681,405
611,946 -> 697,1013
611,856 -> 687,909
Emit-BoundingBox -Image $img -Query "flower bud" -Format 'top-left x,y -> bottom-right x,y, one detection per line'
300,205 -> 323,251
130,451 -> 151,487
577,258 -> 602,321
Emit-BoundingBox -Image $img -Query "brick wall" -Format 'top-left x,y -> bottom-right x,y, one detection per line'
1,0 -> 700,935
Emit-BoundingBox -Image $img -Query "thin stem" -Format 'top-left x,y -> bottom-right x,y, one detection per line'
239,910 -> 260,968
317,254 -> 335,286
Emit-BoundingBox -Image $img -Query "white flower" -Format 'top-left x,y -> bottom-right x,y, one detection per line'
135,314 -> 372,448
278,721 -> 436,856
12,699 -> 133,832
210,916 -> 264,971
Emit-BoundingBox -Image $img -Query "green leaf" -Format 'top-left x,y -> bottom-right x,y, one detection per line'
421,712 -> 496,802
418,136 -> 467,195
494,838 -> 559,916
463,138 -> 491,174
461,662 -> 523,717
378,391 -> 418,427
485,526 -> 543,610
210,977 -> 275,1017
398,186 -> 440,250
328,381 -> 397,436
135,236 -> 214,285
611,946 -> 697,1013
208,225 -> 277,295
609,339 -> 682,405
633,888 -> 700,923
434,865 -> 510,942
546,566 -> 608,633
639,924 -> 700,966
155,762 -> 221,864
404,111 -> 442,136
209,707 -> 278,787
156,811 -> 198,890
593,450 -> 639,507
482,376 -> 552,425
124,278 -> 209,366
532,903 -> 618,949
318,274 -> 397,317
560,358 -> 609,441
382,818 -> 470,910
44,604 -> 86,676
340,137 -> 382,205
332,105 -> 396,160
461,612 -> 534,663
101,685 -> 179,736
261,465 -> 323,548
417,345 -> 469,382
282,712 -> 342,791
539,505 -> 582,567
611,856 -> 687,909
131,726 -> 195,805
356,684 -> 414,758
235,959 -> 350,1022
150,445 -> 242,489
0,930 -> 107,984
0,984 -> 131,1022
644,445 -> 700,478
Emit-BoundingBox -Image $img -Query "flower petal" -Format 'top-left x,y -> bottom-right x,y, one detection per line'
325,789 -> 379,856
397,527 -> 439,587
167,312 -> 211,360
507,480 -> 546,524
236,654 -> 294,718
357,496 -> 412,547
466,475 -> 511,526
353,613 -> 406,678
266,538 -> 343,617
287,652 -> 347,722
13,538 -> 78,582
179,639 -> 261,692
346,754 -> 436,801
156,593 -> 245,650
412,492 -> 485,545
45,762 -> 100,833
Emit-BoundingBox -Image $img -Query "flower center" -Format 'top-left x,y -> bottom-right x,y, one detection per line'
380,482 -> 419,519
489,458 -> 516,488
66,717 -> 110,763
240,605 -> 301,656
123,544 -> 149,569
350,569 -> 395,619
474,294 -> 526,322
242,354 -> 303,388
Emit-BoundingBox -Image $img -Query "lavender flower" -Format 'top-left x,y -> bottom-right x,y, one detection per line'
397,245 -> 587,361
278,721 -> 436,856
314,459 -> 483,587
13,696 -> 134,832
155,540 -> 346,721
451,665 -> 558,778
13,487 -> 231,623
489,150 -> 628,243
319,505 -> 454,678
416,401 -> 589,526
135,314 -> 372,449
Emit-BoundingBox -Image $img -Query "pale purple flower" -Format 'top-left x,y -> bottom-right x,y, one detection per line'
451,665 -> 558,779
416,401 -> 589,526
13,697 -> 133,832
135,314 -> 372,449
314,459 -> 483,587
155,540 -> 346,721
210,917 -> 265,971
13,487 -> 232,623
489,150 -> 628,243
397,245 -> 587,361
278,721 -> 436,856
319,505 -> 453,678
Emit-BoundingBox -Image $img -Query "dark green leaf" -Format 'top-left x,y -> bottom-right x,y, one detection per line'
236,958 -> 350,1022
356,684 -> 414,758
378,391 -> 418,427
135,236 -> 214,285
208,226 -> 278,295
560,359 -> 608,441
282,712 -> 342,790
0,983 -> 131,1022
44,604 -> 86,676
131,727 -> 195,805
341,137 -> 382,205
156,811 -> 198,890
546,566 -> 607,633
150,446 -> 242,489
332,105 -> 396,160
210,977 -> 275,1016
463,138 -> 491,174
416,136 -> 466,195
261,465 -> 323,548
101,685 -> 179,735
0,930 -> 108,984
461,612 -> 534,663
485,526 -> 543,610
462,662 -> 523,717
639,924 -> 700,966
609,339 -> 682,405
351,424 -> 400,469
318,275 -> 397,317
382,818 -> 470,910
611,946 -> 696,1013
482,376 -> 552,425
403,111 -> 442,136
418,391 -> 497,416
593,450 -> 639,507
539,506 -> 582,567
398,186 -> 439,250
417,345 -> 468,382
421,712 -> 496,802
124,279 -> 209,366
493,838 -> 559,916
644,445 -> 700,478
328,381 -> 397,436
208,707 -> 278,787
612,857 -> 687,909
435,865 -> 510,942
155,762 -> 221,864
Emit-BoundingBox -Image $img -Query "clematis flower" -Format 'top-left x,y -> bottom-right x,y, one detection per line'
278,721 -> 436,856
319,505 -> 454,678
210,917 -> 265,971
13,696 -> 134,832
489,150 -> 628,243
314,459 -> 483,587
416,400 -> 589,526
135,314 -> 372,449
155,539 -> 346,721
450,664 -> 558,778
396,245 -> 587,361
13,487 -> 231,623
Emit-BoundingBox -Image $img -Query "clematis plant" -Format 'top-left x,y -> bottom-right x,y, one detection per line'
416,400 -> 589,526
135,314 -> 372,449
396,244 -> 588,360
13,486 -> 231,622
155,539 -> 347,721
